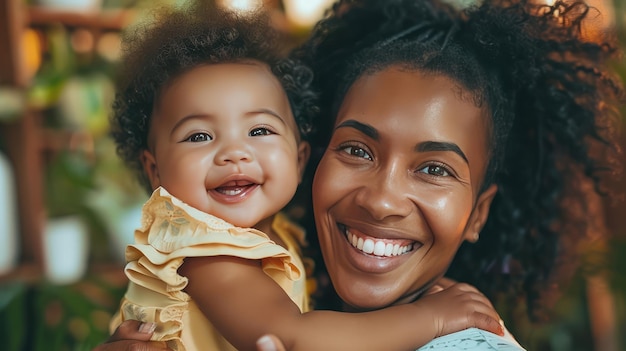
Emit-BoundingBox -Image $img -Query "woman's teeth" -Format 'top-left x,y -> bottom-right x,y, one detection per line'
347,230 -> 413,257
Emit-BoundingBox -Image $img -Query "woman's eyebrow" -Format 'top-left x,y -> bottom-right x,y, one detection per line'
335,120 -> 468,164
416,141 -> 469,164
335,119 -> 379,140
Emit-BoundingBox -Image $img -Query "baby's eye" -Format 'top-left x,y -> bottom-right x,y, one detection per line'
341,145 -> 372,161
418,164 -> 450,177
185,133 -> 212,142
250,127 -> 274,137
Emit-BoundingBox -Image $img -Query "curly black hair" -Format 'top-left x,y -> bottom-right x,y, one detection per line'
110,0 -> 317,193
294,0 -> 625,320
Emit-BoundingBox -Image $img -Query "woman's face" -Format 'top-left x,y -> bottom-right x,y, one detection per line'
312,66 -> 497,310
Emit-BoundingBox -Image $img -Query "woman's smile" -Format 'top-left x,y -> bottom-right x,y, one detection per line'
334,221 -> 421,274
340,223 -> 419,257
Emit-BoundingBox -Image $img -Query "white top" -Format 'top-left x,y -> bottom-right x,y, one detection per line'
417,327 -> 526,350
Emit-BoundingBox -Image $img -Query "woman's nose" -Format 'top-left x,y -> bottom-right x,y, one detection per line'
214,141 -> 254,165
354,166 -> 414,221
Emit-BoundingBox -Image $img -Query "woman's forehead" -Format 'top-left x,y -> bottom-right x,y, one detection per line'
337,67 -> 487,129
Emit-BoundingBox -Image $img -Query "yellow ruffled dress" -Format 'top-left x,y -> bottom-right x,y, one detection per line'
110,187 -> 310,351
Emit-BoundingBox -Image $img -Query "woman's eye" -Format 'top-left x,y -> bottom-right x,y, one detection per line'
418,164 -> 450,177
250,127 -> 274,137
185,133 -> 212,142
341,145 -> 372,160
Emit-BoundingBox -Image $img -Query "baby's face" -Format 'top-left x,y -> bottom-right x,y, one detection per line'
142,62 -> 308,230
312,66 -> 496,310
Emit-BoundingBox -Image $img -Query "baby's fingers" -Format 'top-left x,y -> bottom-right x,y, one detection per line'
469,311 -> 504,336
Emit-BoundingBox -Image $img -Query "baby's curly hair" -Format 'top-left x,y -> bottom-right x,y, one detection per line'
110,1 -> 317,193
296,0 -> 625,320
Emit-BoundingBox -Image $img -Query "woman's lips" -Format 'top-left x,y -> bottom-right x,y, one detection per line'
340,224 -> 418,258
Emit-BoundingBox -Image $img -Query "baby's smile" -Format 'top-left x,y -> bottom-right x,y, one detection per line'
214,179 -> 258,196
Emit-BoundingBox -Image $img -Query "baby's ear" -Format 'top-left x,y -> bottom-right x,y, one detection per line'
296,141 -> 311,183
464,184 -> 497,243
140,150 -> 160,190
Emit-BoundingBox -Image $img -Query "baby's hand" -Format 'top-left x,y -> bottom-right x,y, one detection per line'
415,282 -> 504,338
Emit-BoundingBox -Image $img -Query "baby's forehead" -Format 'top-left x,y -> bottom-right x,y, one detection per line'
155,61 -> 293,115
208,62 -> 302,134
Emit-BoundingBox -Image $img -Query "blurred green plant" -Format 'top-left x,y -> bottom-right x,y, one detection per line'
45,151 -> 95,218
0,277 -> 126,351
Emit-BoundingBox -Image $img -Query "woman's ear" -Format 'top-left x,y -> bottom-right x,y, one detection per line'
140,149 -> 160,190
296,141 -> 311,183
464,184 -> 498,243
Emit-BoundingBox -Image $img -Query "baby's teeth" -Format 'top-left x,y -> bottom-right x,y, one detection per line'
221,189 -> 242,195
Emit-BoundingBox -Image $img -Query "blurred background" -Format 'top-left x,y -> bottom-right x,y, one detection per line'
0,0 -> 624,350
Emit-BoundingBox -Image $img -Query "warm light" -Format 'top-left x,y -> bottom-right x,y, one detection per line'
282,0 -> 335,28
70,28 -> 95,54
22,29 -> 42,82
97,32 -> 122,62
218,0 -> 263,13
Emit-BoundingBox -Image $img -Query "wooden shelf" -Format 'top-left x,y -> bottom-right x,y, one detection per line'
27,6 -> 134,31
0,262 -> 41,284
0,0 -> 27,86
0,1 -> 134,285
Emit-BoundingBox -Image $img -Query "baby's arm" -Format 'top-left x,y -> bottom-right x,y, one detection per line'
181,256 -> 503,351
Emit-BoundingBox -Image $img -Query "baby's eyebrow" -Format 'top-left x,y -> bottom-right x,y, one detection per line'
335,119 -> 378,140
416,141 -> 468,164
248,108 -> 287,126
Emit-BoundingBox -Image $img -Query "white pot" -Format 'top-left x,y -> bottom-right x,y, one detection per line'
0,152 -> 18,275
43,216 -> 89,285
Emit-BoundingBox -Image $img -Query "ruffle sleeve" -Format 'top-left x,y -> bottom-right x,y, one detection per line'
125,187 -> 303,301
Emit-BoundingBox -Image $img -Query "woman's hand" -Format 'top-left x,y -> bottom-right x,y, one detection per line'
256,334 -> 286,351
96,321 -> 288,351
92,320 -> 171,351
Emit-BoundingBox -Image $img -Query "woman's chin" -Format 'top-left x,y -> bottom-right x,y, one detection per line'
336,286 -> 404,311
